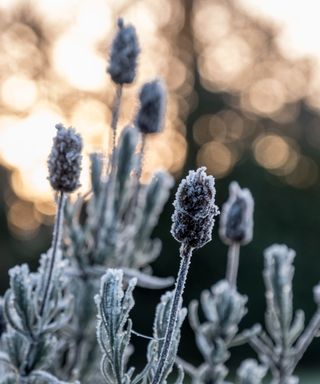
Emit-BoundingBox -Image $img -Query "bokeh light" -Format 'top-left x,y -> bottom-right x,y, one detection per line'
2,0 -> 320,235
0,0 -> 193,234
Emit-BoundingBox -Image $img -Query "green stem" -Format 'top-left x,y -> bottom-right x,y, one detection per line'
20,191 -> 65,376
39,191 -> 65,317
292,309 -> 320,371
136,133 -> 146,184
226,242 -> 240,288
151,243 -> 192,384
110,84 -> 123,172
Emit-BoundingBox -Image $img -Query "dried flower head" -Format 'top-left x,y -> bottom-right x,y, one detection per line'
48,123 -> 82,193
107,18 -> 140,85
219,181 -> 254,245
135,79 -> 166,134
171,167 -> 219,249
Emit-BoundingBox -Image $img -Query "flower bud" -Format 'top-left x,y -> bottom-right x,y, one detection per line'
171,167 -> 219,249
48,123 -> 82,193
135,79 -> 166,134
107,18 -> 140,85
237,359 -> 267,384
219,181 -> 254,245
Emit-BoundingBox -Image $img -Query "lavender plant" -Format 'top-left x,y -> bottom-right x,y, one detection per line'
219,182 -> 254,289
94,166 -> 219,384
2,14 -> 320,384
95,269 -> 186,384
59,20 -> 173,381
151,167 -> 219,384
0,124 -> 82,384
248,244 -> 320,384
180,182 -> 256,384
107,17 -> 140,155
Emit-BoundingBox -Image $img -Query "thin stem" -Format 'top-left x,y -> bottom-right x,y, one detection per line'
20,192 -> 65,377
226,242 -> 240,288
39,191 -> 65,317
175,356 -> 198,377
151,243 -> 193,384
126,134 -> 146,221
131,329 -> 164,341
136,133 -> 146,184
110,84 -> 123,172
248,335 -> 277,371
292,309 -> 320,371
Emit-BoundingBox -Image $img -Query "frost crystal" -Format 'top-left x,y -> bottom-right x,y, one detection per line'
48,123 -> 82,193
219,181 -> 254,245
171,167 -> 219,249
107,18 -> 140,85
135,79 -> 166,134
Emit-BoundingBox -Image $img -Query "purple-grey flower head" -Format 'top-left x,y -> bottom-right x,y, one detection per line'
219,181 -> 254,245
135,79 -> 166,134
48,123 -> 82,193
171,167 -> 219,250
107,18 -> 140,85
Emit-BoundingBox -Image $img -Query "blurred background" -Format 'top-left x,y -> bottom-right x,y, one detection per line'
1,0 -> 320,380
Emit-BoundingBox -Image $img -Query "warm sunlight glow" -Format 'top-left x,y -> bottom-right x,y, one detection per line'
197,141 -> 233,178
0,0 -> 191,224
52,32 -> 107,92
254,135 -> 290,170
1,75 -> 38,112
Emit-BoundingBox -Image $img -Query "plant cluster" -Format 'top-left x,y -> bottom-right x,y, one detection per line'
0,18 -> 320,384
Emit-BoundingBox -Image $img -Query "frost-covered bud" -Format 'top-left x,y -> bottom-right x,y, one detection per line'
264,244 -> 295,275
171,167 -> 219,249
107,18 -> 140,85
135,79 -> 166,134
48,123 -> 82,193
219,181 -> 254,245
237,359 -> 267,384
264,244 -> 295,302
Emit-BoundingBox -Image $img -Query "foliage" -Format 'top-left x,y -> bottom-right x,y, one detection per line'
1,15 -> 320,384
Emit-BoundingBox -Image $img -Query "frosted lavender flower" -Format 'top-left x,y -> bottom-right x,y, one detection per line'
107,18 -> 140,85
171,167 -> 219,249
219,181 -> 254,245
48,123 -> 82,193
135,79 -> 166,134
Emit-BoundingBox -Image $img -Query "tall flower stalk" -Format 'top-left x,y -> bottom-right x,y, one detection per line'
0,124 -> 82,382
151,167 -> 219,384
107,18 -> 140,166
43,124 -> 82,315
219,181 -> 254,288
181,181 -> 255,384
135,79 -> 166,183
39,191 -> 64,317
